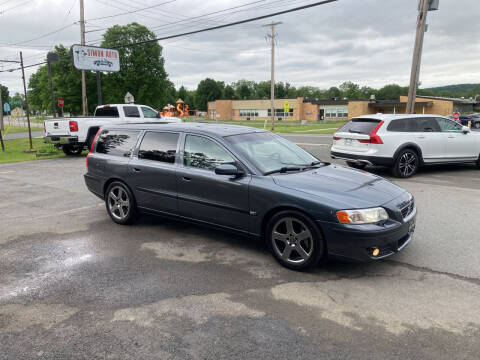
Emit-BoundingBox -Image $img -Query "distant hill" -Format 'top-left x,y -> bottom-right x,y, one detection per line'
418,83 -> 480,98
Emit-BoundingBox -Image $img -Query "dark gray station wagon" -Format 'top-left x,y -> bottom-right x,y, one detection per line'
84,123 -> 416,270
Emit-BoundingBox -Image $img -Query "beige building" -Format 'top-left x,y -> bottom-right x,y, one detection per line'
207,95 -> 479,122
207,97 -> 349,122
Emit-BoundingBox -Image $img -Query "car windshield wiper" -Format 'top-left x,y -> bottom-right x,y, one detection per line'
300,161 -> 331,169
264,166 -> 302,175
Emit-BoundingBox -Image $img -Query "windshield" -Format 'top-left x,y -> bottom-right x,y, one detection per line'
225,132 -> 318,174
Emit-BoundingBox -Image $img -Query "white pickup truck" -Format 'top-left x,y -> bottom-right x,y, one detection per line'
44,104 -> 182,155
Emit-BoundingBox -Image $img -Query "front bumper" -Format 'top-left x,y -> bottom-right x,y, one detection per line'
44,135 -> 79,145
319,211 -> 416,262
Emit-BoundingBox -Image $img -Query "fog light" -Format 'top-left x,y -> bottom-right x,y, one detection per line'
372,248 -> 380,257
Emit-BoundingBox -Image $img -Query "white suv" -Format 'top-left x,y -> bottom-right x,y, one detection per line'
331,114 -> 480,178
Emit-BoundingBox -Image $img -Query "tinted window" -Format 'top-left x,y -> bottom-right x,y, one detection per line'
184,135 -> 235,171
138,132 -> 179,163
95,106 -> 119,117
417,117 -> 440,132
387,118 -> 419,132
123,106 -> 140,118
95,130 -> 139,157
436,117 -> 463,132
338,118 -> 381,134
141,107 -> 158,118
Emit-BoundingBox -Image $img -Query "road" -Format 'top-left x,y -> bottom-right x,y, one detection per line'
0,136 -> 479,359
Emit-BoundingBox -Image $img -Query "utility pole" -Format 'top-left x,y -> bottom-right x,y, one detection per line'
80,0 -> 87,115
96,71 -> 102,106
406,0 -> 438,113
20,51 -> 34,152
263,21 -> 281,130
0,85 -> 3,131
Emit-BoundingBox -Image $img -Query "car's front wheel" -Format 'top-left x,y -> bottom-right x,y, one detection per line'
105,182 -> 137,225
392,149 -> 419,178
474,121 -> 480,129
266,210 -> 324,270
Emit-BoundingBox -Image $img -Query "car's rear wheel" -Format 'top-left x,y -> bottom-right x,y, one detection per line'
105,182 -> 137,225
392,149 -> 419,178
346,161 -> 367,170
62,144 -> 83,156
266,210 -> 324,270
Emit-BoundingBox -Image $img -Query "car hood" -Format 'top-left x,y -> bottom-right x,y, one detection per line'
271,164 -> 406,209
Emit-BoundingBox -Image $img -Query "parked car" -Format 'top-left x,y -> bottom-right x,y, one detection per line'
44,104 -> 182,155
471,114 -> 480,129
331,114 -> 480,178
84,123 -> 416,270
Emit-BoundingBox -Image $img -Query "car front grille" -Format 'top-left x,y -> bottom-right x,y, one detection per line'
400,199 -> 415,220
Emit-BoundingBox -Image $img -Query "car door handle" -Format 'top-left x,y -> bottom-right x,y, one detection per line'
416,136 -> 425,139
182,176 -> 191,181
132,167 -> 141,173
447,136 -> 455,138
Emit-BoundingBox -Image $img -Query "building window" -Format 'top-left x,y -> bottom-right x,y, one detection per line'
210,110 -> 216,118
239,110 -> 260,117
267,108 -> 294,117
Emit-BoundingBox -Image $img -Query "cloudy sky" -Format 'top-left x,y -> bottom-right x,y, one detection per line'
0,0 -> 479,95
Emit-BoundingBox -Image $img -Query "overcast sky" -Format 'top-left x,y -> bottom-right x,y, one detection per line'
0,0 -> 479,96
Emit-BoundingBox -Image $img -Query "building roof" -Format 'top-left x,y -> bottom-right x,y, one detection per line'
415,95 -> 478,104
303,98 -> 349,105
368,100 -> 432,108
104,122 -> 266,137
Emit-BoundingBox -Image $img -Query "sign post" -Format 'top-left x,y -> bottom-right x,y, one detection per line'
58,97 -> 64,117
71,44 -> 120,107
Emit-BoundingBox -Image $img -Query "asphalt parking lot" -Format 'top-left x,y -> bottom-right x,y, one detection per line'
1,134 -> 479,359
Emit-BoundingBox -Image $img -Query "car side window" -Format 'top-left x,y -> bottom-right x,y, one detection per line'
138,132 -> 179,164
417,117 -> 440,132
95,130 -> 140,157
95,106 -> 119,117
183,135 -> 235,171
141,107 -> 158,118
123,106 -> 140,118
387,118 -> 418,132
436,117 -> 463,132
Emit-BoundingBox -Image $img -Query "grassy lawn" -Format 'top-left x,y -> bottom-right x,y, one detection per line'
3,126 -> 43,134
0,138 -> 70,164
184,118 -> 345,134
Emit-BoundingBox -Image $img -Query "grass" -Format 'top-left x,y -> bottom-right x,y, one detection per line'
3,126 -> 43,134
0,137 -> 70,164
184,118 -> 345,134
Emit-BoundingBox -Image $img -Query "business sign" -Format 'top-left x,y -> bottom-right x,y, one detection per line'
71,44 -> 120,72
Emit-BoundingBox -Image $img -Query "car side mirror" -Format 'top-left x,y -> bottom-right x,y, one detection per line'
462,126 -> 471,134
215,164 -> 243,177
156,112 -> 161,118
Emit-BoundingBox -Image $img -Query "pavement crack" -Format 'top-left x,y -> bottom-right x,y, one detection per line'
386,260 -> 480,286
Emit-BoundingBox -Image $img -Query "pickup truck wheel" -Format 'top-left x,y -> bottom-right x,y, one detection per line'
475,121 -> 480,129
105,182 -> 137,225
62,144 -> 83,156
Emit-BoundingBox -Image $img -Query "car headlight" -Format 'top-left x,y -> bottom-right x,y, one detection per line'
336,207 -> 389,224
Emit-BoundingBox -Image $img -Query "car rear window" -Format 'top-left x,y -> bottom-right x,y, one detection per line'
337,118 -> 381,134
95,129 -> 140,157
138,132 -> 179,163
123,106 -> 140,118
95,106 -> 119,117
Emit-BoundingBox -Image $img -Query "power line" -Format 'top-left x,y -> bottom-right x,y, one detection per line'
0,61 -> 46,73
0,0 -> 34,15
85,0 -> 176,21
114,0 -> 338,48
12,23 -> 76,45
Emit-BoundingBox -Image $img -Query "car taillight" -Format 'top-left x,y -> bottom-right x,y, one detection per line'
69,121 -> 78,132
86,129 -> 101,169
333,136 -> 340,141
358,121 -> 384,144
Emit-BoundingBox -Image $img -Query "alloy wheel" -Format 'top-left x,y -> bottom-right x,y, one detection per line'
271,217 -> 313,264
399,152 -> 417,177
108,186 -> 130,221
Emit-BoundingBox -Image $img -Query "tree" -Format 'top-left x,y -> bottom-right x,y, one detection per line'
339,81 -> 361,99
101,23 -> 174,110
177,86 -> 187,101
0,84 -> 9,104
195,78 -> 223,110
377,84 -> 407,100
326,86 -> 341,99
223,85 -> 235,99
